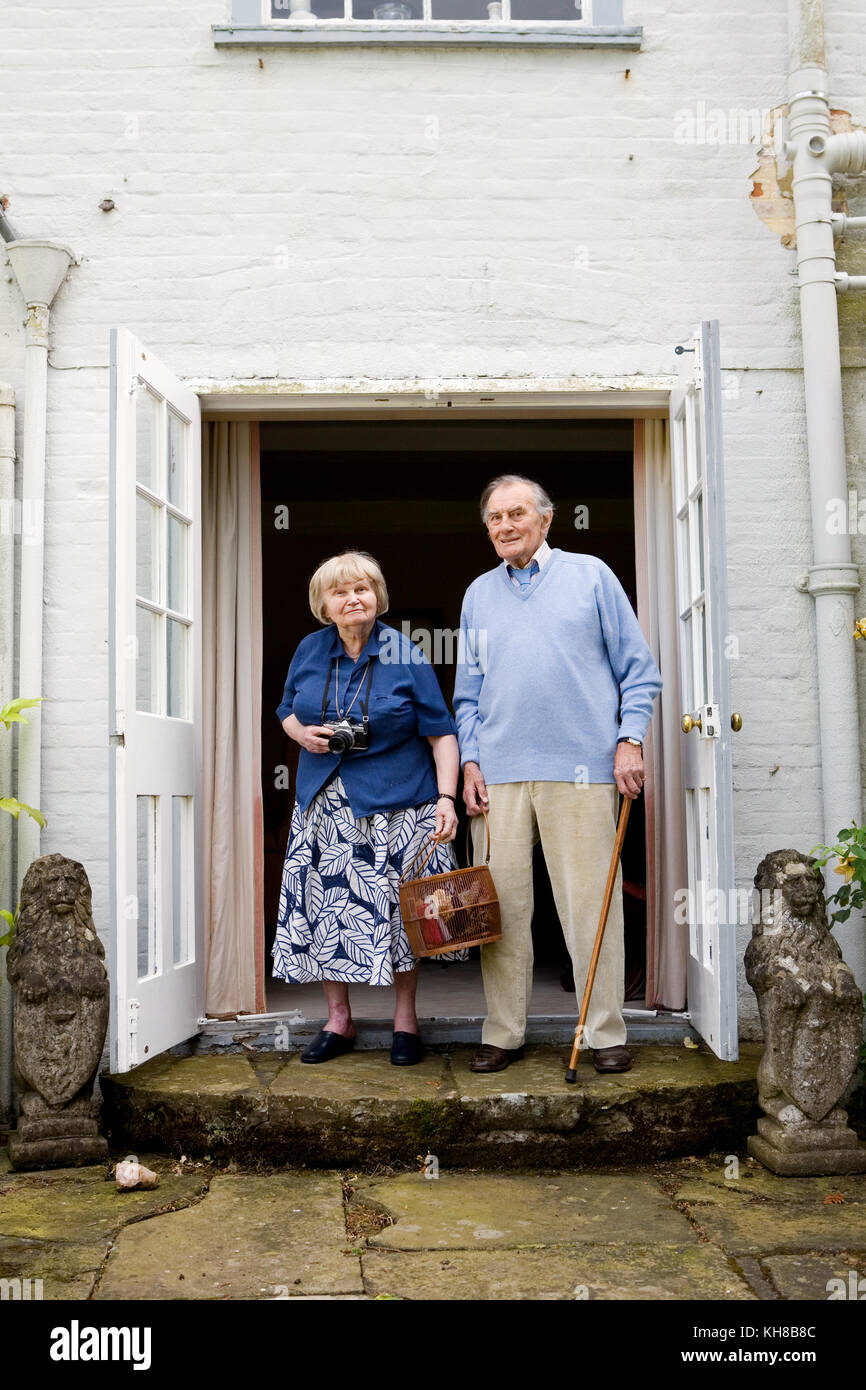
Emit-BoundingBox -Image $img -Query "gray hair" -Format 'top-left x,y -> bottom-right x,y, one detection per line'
480,474 -> 555,526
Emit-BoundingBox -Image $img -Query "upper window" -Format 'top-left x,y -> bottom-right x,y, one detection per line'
214,0 -> 640,46
268,1 -> 586,16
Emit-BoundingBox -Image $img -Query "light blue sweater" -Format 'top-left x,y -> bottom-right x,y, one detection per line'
453,549 -> 662,785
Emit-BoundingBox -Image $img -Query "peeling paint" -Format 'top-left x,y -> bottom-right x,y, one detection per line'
750,106 -> 864,247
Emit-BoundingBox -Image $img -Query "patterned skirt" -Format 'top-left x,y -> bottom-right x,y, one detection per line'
272,775 -> 462,985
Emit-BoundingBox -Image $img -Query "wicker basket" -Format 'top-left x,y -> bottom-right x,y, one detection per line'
399,812 -> 501,959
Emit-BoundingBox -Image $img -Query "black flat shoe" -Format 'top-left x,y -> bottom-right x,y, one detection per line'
300,1029 -> 356,1063
390,1031 -> 423,1066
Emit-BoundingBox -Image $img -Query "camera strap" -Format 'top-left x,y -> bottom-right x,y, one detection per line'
320,657 -> 373,726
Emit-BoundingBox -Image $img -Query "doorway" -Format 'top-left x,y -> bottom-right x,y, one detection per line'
258,416 -> 649,1028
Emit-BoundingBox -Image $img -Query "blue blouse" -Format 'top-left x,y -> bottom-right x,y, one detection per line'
276,619 -> 457,818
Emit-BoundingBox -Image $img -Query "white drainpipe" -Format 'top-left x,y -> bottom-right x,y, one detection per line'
0,383 -> 14,1117
3,240 -> 75,897
787,0 -> 866,985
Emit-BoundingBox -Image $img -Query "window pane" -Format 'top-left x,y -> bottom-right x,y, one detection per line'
511,0 -> 582,16
136,494 -> 159,602
167,515 -> 188,615
136,795 -> 157,979
172,796 -> 192,966
271,0 -> 345,13
354,1 -> 421,17
167,409 -> 187,511
136,605 -> 158,713
432,0 -> 493,16
167,618 -> 189,719
135,388 -> 158,489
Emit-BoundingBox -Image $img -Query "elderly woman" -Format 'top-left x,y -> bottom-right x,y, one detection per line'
273,551 -> 460,1066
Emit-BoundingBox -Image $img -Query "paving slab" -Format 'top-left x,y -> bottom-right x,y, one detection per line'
361,1244 -> 756,1300
0,1234 -> 107,1300
762,1252 -> 866,1301
356,1172 -> 696,1249
0,1165 -> 208,1243
96,1172 -> 363,1300
674,1163 -> 866,1254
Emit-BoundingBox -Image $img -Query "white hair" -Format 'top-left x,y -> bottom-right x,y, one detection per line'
480,474 -> 555,525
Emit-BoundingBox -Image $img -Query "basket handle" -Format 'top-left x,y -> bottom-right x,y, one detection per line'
399,832 -> 443,887
465,809 -> 491,866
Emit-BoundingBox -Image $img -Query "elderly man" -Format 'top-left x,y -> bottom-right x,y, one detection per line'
454,474 -> 662,1074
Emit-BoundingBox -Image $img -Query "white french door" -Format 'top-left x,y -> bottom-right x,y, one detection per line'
669,320 -> 738,1060
109,329 -> 203,1072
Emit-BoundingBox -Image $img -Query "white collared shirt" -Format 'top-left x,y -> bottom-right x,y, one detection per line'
505,539 -> 552,588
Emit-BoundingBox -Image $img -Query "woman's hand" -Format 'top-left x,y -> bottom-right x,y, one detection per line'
283,714 -> 334,755
434,797 -> 459,843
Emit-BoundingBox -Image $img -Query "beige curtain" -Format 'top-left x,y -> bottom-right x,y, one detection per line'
202,421 -> 264,1017
634,419 -> 688,1009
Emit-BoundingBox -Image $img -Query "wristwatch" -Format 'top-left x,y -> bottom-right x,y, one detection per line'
617,737 -> 643,749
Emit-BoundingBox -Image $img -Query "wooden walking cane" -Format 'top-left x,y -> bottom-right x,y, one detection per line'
565,795 -> 632,1084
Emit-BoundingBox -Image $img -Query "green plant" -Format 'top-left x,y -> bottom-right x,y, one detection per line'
0,697 -> 44,957
0,698 -> 45,827
811,821 -> 866,927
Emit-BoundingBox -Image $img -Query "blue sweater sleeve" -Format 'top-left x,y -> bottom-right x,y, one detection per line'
453,588 -> 484,766
594,562 -> 662,741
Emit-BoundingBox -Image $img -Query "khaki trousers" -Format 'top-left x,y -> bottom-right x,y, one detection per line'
471,781 -> 626,1052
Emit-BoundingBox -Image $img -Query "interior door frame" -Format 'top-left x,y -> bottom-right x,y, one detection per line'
200,384 -> 680,1026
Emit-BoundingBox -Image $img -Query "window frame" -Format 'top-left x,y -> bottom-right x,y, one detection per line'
213,0 -> 641,46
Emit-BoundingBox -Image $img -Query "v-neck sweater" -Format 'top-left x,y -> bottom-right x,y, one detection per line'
453,549 -> 662,785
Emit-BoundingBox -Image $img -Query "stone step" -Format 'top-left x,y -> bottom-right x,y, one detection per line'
100,1043 -> 764,1168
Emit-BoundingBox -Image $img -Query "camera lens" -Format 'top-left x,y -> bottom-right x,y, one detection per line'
328,726 -> 354,753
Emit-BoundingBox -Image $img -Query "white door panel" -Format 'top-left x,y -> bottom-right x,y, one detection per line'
109,328 -> 203,1072
670,320 -> 738,1060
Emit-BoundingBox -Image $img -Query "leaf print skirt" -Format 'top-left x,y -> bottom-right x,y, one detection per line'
272,775 -> 464,985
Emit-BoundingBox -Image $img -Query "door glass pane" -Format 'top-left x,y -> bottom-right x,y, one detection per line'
695,491 -> 705,593
167,515 -> 188,614
167,409 -> 187,511
136,795 -> 157,979
172,796 -> 192,966
511,0 -> 582,16
135,388 -> 158,489
167,619 -> 189,719
135,494 -> 159,602
680,610 -> 693,709
136,605 -> 159,713
699,601 -> 709,702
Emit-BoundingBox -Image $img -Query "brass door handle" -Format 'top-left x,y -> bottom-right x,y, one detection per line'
731,712 -> 743,732
682,713 -> 702,734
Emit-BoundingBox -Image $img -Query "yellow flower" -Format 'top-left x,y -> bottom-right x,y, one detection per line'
834,858 -> 856,882
855,619 -> 866,640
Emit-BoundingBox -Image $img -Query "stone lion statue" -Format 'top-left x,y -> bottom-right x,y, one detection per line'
7,854 -> 109,1163
746,849 -> 863,1126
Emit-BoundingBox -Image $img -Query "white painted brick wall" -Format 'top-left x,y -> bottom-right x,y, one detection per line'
2,0 -> 866,1040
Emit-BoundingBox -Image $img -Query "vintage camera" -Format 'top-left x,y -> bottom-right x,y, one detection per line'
326,716 -> 370,754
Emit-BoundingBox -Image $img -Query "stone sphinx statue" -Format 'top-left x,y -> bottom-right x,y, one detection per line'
7,853 -> 109,1169
745,849 -> 866,1175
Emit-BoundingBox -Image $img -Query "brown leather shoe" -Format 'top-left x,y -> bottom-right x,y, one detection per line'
592,1045 -> 632,1074
469,1044 -> 525,1074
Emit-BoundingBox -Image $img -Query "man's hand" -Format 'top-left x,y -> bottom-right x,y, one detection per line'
614,741 -> 645,800
462,762 -> 489,816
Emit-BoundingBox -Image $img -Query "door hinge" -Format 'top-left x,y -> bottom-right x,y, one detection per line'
128,998 -> 140,1067
110,731 -> 125,747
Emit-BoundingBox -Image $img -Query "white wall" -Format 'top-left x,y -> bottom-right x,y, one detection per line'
2,0 -> 866,1037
